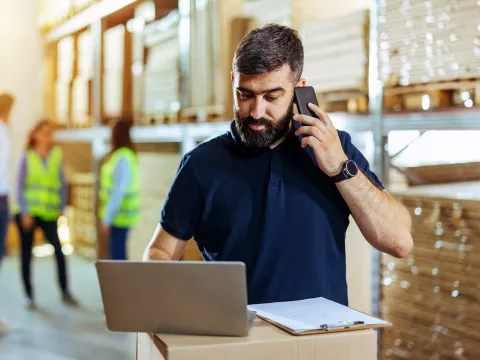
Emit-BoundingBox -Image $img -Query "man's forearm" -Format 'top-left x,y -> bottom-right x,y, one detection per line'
143,246 -> 173,261
142,225 -> 187,261
336,170 -> 413,258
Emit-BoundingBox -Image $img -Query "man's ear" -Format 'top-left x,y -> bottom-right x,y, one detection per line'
231,71 -> 235,84
296,77 -> 306,87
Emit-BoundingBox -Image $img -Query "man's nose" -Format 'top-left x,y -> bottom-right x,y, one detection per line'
250,98 -> 266,120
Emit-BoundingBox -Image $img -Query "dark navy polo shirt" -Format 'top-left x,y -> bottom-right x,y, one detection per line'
160,121 -> 383,305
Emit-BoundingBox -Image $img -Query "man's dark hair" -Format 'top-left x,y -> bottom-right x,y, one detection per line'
233,24 -> 304,82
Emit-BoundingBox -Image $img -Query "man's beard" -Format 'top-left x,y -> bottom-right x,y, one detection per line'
234,102 -> 294,148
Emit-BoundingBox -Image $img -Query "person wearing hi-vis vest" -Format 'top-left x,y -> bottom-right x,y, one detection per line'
14,119 -> 77,309
99,119 -> 140,260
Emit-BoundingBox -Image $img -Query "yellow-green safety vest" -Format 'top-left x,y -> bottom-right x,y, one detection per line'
15,146 -> 63,221
99,147 -> 140,228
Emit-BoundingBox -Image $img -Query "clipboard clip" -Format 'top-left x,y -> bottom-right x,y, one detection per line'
320,321 -> 366,331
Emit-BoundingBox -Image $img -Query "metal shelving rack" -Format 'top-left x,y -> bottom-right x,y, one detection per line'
368,0 -> 480,355
48,0 -> 479,267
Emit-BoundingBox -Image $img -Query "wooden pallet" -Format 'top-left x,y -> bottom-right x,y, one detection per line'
403,162 -> 480,186
179,105 -> 224,123
317,90 -> 369,113
384,79 -> 480,112
138,111 -> 179,125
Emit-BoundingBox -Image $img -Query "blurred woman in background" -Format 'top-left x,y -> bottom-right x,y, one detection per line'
15,119 -> 77,309
99,119 -> 140,260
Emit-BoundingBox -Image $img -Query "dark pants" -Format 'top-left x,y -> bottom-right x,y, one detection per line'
0,196 -> 9,264
15,214 -> 68,300
109,226 -> 130,260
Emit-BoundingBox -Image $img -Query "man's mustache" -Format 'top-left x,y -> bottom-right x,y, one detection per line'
245,117 -> 271,126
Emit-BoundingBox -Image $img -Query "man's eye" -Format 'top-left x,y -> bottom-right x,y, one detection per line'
239,93 -> 253,100
265,96 -> 279,101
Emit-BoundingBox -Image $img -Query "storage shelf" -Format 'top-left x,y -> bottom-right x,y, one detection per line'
55,126 -> 109,142
383,109 -> 480,134
55,109 -> 480,144
55,113 -> 376,144
45,0 -> 140,42
55,121 -> 232,144
329,113 -> 372,133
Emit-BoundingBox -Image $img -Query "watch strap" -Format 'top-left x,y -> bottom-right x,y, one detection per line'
330,160 -> 358,183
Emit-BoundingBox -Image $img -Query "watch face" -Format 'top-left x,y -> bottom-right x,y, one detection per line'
345,160 -> 359,177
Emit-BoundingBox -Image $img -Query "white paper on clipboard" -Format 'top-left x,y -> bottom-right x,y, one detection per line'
248,297 -> 388,333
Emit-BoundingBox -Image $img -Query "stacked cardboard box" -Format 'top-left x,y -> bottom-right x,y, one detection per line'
39,0 -> 98,29
72,0 -> 93,12
243,0 -> 363,33
300,9 -> 369,93
72,30 -> 93,127
103,24 -> 125,120
127,146 -> 182,260
38,0 -> 73,29
131,2 -> 155,123
243,0 -> 292,27
381,182 -> 480,359
68,173 -> 97,260
142,15 -> 180,124
125,146 -> 203,260
138,323 -> 378,360
379,0 -> 480,86
56,36 -> 74,125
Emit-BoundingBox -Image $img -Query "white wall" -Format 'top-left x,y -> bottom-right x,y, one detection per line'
0,0 -> 44,202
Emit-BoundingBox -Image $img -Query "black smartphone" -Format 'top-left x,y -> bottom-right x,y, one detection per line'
292,86 -> 319,166
293,86 -> 319,119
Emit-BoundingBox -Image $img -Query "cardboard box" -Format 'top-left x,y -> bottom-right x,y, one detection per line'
137,318 -> 377,360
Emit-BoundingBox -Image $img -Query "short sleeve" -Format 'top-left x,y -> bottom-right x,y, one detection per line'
159,153 -> 204,240
339,131 -> 385,190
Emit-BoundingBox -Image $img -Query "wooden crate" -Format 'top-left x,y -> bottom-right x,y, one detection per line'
381,183 -> 480,360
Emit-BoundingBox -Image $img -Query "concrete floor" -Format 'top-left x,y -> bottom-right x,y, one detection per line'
0,255 -> 136,360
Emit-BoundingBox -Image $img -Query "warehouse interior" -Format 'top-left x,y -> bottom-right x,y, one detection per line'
0,0 -> 479,359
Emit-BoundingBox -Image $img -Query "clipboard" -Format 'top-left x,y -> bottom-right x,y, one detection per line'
255,310 -> 392,336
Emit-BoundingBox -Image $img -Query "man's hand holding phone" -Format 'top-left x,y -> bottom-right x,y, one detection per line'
293,103 -> 348,177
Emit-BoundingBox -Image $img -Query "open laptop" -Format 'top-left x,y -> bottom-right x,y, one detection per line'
95,260 -> 256,337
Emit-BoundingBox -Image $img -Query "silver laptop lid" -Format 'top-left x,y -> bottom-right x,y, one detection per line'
96,261 -> 250,336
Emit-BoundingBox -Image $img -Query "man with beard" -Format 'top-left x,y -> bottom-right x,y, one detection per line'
144,25 -> 413,305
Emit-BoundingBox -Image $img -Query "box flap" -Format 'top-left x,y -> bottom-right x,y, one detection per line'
153,319 -> 377,360
155,318 -> 291,348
